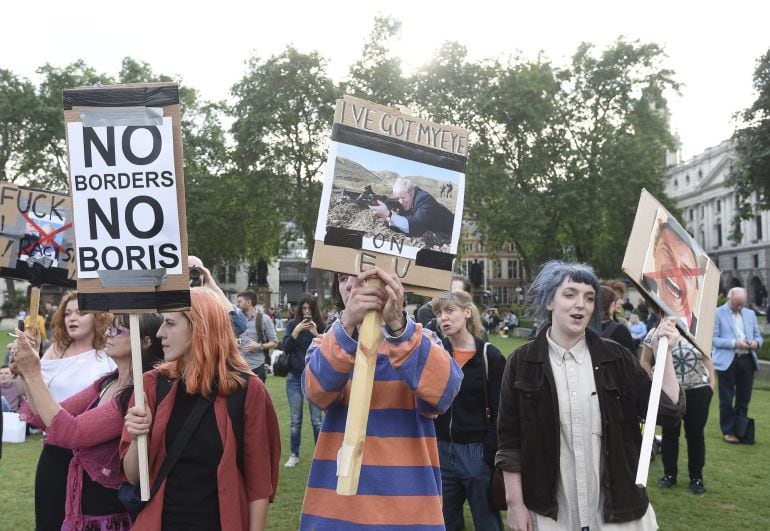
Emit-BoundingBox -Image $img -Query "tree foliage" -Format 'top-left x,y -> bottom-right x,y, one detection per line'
728,48 -> 770,242
230,46 -> 339,253
344,15 -> 409,106
0,29 -> 682,284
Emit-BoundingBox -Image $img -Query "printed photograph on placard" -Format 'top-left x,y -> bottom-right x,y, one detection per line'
314,141 -> 464,258
640,208 -> 710,337
18,214 -> 69,266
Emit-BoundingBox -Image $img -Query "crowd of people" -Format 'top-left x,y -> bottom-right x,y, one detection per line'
1,256 -> 765,530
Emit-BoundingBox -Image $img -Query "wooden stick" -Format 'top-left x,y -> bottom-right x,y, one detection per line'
129,314 -> 151,500
636,336 -> 669,487
336,278 -> 383,496
27,287 -> 41,337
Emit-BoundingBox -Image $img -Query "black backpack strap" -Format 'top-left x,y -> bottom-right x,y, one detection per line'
155,372 -> 173,405
226,372 -> 250,476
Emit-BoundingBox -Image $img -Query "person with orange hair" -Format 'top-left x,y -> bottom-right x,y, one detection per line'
121,287 -> 281,530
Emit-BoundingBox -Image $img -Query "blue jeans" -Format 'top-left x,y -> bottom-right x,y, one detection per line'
286,372 -> 323,456
717,354 -> 755,435
439,440 -> 502,531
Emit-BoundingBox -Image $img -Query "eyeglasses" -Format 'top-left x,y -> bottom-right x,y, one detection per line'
105,327 -> 130,337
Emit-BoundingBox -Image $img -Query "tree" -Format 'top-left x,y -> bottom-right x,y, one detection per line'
463,40 -> 679,278
230,46 -> 339,297
25,61 -> 113,190
552,39 -> 679,276
728,49 -> 770,243
0,69 -> 39,182
344,15 -> 409,106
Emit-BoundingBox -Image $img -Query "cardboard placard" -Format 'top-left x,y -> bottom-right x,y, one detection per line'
0,182 -> 76,287
622,189 -> 720,355
312,96 -> 468,295
63,83 -> 190,312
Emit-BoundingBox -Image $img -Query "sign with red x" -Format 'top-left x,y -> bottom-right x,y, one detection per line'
622,189 -> 721,356
0,183 -> 77,286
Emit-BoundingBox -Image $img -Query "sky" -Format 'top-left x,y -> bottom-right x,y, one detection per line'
3,0 -> 769,161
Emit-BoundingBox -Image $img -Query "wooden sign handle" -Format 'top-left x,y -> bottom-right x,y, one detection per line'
636,336 -> 669,487
27,287 -> 41,337
336,278 -> 383,495
130,314 -> 151,500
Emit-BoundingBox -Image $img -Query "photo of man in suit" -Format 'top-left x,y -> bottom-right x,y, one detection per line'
370,177 -> 454,237
641,217 -> 705,336
712,287 -> 763,443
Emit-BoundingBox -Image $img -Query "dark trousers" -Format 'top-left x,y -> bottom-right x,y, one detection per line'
717,354 -> 756,436
35,444 -> 72,530
661,385 -> 712,480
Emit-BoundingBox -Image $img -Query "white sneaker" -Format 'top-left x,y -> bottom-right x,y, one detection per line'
284,454 -> 299,468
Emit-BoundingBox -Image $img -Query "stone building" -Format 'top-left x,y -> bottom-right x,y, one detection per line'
665,139 -> 769,307
456,220 -> 527,307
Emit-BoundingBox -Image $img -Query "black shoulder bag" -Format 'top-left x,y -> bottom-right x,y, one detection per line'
118,374 -> 214,522
481,343 -> 507,511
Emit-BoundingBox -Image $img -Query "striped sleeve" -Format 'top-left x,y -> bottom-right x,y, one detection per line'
302,320 -> 356,410
383,319 -> 462,416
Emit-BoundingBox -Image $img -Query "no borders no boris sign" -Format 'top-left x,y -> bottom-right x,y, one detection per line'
63,83 -> 190,312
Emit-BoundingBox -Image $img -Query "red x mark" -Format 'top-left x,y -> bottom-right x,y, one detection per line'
19,212 -> 71,255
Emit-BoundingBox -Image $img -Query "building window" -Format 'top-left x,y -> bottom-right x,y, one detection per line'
698,168 -> 703,179
686,174 -> 690,184
507,260 -> 514,279
733,257 -> 738,270
689,209 -> 693,221
754,254 -> 759,268
716,200 -> 721,213
492,260 -> 502,279
756,216 -> 763,240
700,205 -> 704,218
716,224 -> 722,247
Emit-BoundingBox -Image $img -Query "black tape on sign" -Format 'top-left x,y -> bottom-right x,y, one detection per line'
77,290 -> 191,313
415,249 -> 454,271
63,85 -> 180,110
324,227 -> 365,249
0,265 -> 75,289
331,124 -> 467,174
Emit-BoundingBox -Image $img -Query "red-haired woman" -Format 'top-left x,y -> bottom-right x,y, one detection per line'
121,287 -> 281,530
32,292 -> 114,530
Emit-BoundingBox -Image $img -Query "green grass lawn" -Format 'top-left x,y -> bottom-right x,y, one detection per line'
2,333 -> 770,529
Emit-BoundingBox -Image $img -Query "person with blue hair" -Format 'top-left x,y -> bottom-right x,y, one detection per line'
496,260 -> 685,530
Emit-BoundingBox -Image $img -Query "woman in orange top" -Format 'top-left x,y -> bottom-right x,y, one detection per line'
121,287 -> 281,530
432,290 -> 505,530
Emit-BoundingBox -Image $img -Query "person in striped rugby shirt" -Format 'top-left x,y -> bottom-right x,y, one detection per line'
300,267 -> 463,530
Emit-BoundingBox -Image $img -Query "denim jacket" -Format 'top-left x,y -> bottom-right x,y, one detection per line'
495,326 -> 685,523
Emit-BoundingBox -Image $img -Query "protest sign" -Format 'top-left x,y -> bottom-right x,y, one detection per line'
64,82 -> 193,500
312,96 -> 468,495
622,189 -> 720,356
622,188 -> 720,487
0,182 -> 76,287
63,82 -> 191,313
312,95 -> 467,297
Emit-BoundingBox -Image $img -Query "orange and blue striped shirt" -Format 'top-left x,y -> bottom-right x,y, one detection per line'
300,317 -> 463,530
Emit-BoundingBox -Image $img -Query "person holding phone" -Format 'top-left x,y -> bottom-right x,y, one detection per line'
281,294 -> 325,468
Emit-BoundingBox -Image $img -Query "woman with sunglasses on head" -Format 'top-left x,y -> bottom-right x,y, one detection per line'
121,287 -> 281,531
12,311 -> 163,530
15,292 -> 114,530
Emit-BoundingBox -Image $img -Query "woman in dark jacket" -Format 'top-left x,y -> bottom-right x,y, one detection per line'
496,261 -> 683,530
281,293 -> 325,468
599,285 -> 637,354
432,290 -> 505,531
